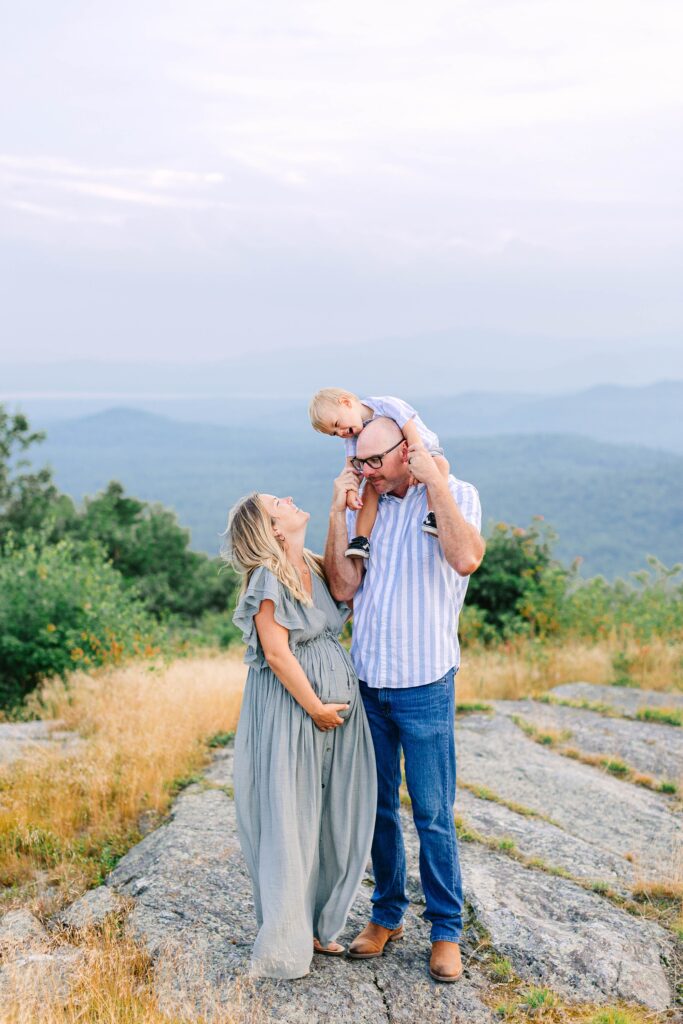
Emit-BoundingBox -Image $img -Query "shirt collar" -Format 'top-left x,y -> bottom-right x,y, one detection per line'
379,483 -> 426,504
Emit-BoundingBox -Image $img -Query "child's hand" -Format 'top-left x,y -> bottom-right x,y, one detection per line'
346,490 -> 363,511
332,465 -> 362,512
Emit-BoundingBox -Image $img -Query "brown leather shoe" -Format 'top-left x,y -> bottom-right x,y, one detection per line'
429,941 -> 463,982
347,921 -> 404,959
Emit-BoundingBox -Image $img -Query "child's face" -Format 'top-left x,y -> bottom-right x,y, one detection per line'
327,396 -> 364,439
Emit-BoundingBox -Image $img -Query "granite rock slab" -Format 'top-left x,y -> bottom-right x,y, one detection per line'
494,698 -> 683,782
456,713 -> 682,875
0,720 -> 82,767
397,806 -> 676,1011
51,885 -> 126,933
108,780 -> 494,1023
0,909 -> 49,954
461,845 -> 675,1011
549,682 -> 683,715
455,788 -> 634,890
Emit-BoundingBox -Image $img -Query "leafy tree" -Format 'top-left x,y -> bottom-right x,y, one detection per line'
72,481 -> 238,619
0,406 -> 74,547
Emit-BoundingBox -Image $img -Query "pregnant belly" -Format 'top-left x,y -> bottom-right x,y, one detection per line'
293,635 -> 358,707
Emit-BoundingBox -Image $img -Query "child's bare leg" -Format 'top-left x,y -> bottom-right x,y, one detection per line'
344,464 -> 376,559
355,481 -> 379,539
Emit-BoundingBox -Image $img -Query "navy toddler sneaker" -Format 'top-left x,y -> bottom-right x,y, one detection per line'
421,512 -> 438,535
345,536 -> 371,559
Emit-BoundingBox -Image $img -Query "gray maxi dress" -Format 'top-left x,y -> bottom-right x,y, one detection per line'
232,565 -> 377,980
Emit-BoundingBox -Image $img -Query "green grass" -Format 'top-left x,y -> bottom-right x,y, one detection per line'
658,780 -> 678,794
601,758 -> 629,776
589,1011 -> 634,1024
510,715 -> 572,747
522,987 -> 557,1010
489,955 -> 515,982
456,701 -> 494,715
207,730 -> 235,747
168,771 -> 205,796
535,694 -> 617,716
635,706 -> 682,727
459,781 -> 551,821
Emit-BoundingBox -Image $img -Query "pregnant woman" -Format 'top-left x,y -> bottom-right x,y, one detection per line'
225,492 -> 376,979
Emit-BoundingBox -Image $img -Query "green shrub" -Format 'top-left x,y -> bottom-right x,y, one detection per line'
466,519 -> 568,640
0,536 -> 159,708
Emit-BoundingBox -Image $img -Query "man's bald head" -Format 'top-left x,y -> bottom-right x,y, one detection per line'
356,416 -> 403,458
355,416 -> 411,497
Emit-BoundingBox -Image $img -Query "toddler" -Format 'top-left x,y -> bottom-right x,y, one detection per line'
309,388 -> 450,558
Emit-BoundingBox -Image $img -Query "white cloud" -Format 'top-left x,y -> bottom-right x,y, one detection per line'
0,0 -> 681,358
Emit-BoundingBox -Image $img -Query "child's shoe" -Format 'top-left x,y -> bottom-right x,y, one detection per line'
345,536 -> 370,559
421,512 -> 438,536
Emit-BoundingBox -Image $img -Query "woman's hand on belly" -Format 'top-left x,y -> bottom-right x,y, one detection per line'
312,703 -> 349,732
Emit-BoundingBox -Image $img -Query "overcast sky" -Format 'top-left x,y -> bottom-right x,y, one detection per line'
1,0 -> 682,374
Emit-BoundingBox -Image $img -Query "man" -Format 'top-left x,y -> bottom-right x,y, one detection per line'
324,417 -> 484,983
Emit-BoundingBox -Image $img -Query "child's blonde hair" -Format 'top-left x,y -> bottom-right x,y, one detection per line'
223,492 -> 324,606
308,387 -> 358,434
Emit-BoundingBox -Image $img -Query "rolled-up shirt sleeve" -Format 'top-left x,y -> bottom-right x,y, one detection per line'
449,476 -> 482,532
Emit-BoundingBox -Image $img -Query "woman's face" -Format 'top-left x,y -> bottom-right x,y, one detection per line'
260,494 -> 310,540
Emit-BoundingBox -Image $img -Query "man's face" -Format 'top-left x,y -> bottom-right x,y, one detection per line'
355,432 -> 409,495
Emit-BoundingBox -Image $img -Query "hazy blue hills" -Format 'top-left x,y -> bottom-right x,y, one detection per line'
419,381 -> 683,453
8,380 -> 683,455
35,407 -> 683,579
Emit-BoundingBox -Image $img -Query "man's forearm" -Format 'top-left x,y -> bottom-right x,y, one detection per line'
323,508 -> 363,601
427,479 -> 485,576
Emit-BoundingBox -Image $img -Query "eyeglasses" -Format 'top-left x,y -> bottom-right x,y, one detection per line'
350,438 -> 404,473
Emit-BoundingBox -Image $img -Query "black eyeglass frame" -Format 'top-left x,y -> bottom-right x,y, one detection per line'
350,437 -> 405,473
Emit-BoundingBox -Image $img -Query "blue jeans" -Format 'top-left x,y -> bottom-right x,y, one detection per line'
359,668 -> 462,943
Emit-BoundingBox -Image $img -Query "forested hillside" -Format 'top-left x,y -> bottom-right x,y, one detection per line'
36,407 -> 683,577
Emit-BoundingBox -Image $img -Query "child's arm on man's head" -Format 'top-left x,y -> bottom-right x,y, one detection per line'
402,417 -> 424,450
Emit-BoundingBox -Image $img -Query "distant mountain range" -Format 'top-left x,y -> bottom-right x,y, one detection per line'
33,407 -> 683,579
4,379 -> 683,454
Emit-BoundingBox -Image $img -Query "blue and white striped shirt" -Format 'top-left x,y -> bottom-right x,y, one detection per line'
346,476 -> 481,688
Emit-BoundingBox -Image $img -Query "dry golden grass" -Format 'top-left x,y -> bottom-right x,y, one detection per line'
456,636 -> 683,702
0,920 -> 265,1024
0,652 -> 246,912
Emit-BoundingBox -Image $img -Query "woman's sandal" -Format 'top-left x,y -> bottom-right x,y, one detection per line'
313,938 -> 346,956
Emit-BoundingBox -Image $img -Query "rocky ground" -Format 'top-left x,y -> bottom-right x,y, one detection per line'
1,683 -> 681,1022
0,720 -> 82,766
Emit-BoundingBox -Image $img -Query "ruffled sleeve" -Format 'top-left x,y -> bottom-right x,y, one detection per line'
232,565 -> 303,665
335,599 -> 352,630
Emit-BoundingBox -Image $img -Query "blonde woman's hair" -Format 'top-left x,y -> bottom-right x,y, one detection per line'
223,492 -> 325,606
308,387 -> 358,433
